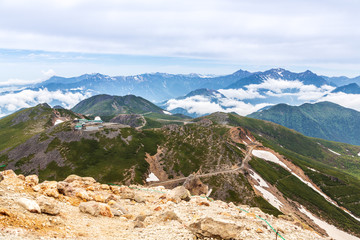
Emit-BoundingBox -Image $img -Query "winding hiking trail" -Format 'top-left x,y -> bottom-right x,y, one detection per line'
148,142 -> 260,187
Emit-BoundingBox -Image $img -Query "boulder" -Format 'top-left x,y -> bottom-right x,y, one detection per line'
160,211 -> 180,222
81,177 -> 96,185
24,175 -> 39,187
134,193 -> 145,203
16,198 -> 41,213
183,175 -> 208,195
79,201 -> 114,217
75,189 -> 92,201
37,181 -> 60,198
93,194 -> 106,203
110,185 -> 121,194
100,184 -> 110,190
57,181 -> 74,196
64,175 -> 82,183
118,187 -> 135,200
108,200 -> 128,214
45,188 -> 60,198
37,196 -> 60,215
189,218 -> 242,240
0,170 -> 17,180
166,186 -> 191,203
17,174 -> 25,181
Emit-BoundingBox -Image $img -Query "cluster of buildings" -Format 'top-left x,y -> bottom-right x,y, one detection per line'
74,116 -> 103,131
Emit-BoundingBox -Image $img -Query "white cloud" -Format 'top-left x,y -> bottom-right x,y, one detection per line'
218,88 -> 264,100
0,88 -> 91,112
246,79 -> 305,93
165,95 -> 272,116
318,92 -> 360,112
241,78 -> 335,101
0,0 -> 359,76
166,96 -> 224,115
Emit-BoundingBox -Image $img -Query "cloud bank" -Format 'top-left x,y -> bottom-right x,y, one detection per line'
0,88 -> 91,117
165,78 -> 359,116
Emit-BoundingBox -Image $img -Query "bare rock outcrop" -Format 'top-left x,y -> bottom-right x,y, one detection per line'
16,198 -> 41,213
183,175 -> 208,195
189,217 -> 242,239
0,170 -> 332,240
166,186 -> 191,203
79,201 -> 114,217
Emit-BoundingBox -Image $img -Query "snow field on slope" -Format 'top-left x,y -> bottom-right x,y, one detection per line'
299,206 -> 360,240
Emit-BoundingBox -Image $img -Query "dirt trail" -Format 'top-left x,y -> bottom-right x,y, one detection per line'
148,142 -> 259,187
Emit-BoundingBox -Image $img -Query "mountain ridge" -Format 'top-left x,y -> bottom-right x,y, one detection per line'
248,101 -> 360,145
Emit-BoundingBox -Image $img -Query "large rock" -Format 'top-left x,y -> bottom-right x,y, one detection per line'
16,198 -> 41,213
118,187 -> 135,199
64,175 -> 82,183
36,181 -> 60,198
57,181 -> 74,196
166,186 -> 191,203
183,175 -> 208,195
108,200 -> 128,215
160,211 -> 180,222
75,189 -> 92,201
79,201 -> 114,217
24,175 -> 39,187
37,196 -> 60,215
189,217 -> 242,240
0,170 -> 17,180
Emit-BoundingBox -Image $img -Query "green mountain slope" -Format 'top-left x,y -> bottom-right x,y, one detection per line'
248,101 -> 360,145
0,103 -> 82,152
71,94 -> 165,120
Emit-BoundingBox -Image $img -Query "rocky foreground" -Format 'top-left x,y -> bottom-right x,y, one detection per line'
0,170 -> 330,240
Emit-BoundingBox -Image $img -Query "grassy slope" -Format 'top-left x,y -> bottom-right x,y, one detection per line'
248,101 -> 360,145
0,105 -> 53,152
225,113 -> 360,235
39,128 -> 164,184
0,105 -> 83,153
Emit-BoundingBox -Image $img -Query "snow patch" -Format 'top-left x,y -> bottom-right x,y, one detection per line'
252,150 -> 291,171
328,148 -> 341,156
146,173 -> 160,182
246,135 -> 253,142
249,170 -> 268,188
163,110 -> 172,115
252,150 -> 339,206
249,170 -> 283,210
54,119 -> 64,126
307,167 -> 319,173
299,206 -> 360,240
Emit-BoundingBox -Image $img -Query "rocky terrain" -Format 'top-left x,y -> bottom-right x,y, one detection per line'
0,169 -> 329,240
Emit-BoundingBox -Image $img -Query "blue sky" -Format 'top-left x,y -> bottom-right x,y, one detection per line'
0,0 -> 360,85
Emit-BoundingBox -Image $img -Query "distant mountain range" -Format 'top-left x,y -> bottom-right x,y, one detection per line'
1,68 -> 360,119
322,75 -> 360,86
248,101 -> 360,145
227,68 -> 328,89
332,83 -> 360,94
32,71 -> 251,103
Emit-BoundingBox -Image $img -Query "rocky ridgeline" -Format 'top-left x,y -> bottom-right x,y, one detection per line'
0,170 -> 329,240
